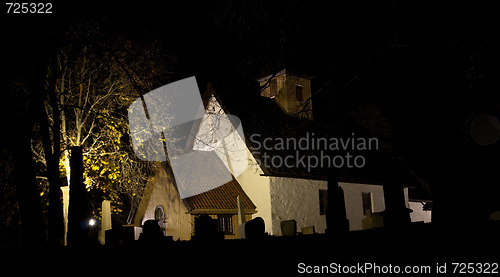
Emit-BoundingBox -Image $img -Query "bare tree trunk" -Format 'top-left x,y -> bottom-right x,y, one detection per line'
38,111 -> 64,246
11,129 -> 47,247
38,73 -> 64,247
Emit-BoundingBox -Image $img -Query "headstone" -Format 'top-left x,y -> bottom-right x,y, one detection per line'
99,200 -> 112,244
245,217 -> 265,239
362,209 -> 384,230
139,220 -> 164,242
280,219 -> 297,236
301,226 -> 315,235
193,214 -> 223,241
106,225 -> 143,246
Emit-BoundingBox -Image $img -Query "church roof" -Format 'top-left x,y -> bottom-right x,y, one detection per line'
165,147 -> 257,213
184,179 -> 256,213
195,80 -> 433,201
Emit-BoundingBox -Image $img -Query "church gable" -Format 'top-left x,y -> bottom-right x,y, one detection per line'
190,84 -> 249,178
133,166 -> 192,240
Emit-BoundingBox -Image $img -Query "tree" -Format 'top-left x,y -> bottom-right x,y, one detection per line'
0,28 -> 59,246
0,66 -> 48,248
31,18 -> 175,245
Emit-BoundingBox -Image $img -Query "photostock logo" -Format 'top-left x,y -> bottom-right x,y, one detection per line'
128,77 -> 247,199
249,132 -> 379,172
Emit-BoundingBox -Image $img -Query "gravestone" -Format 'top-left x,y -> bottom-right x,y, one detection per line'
301,226 -> 315,235
280,219 -> 297,236
193,214 -> 223,241
99,200 -> 112,244
245,217 -> 265,239
362,209 -> 384,230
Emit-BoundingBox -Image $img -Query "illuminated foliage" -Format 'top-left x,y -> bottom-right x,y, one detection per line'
32,19 -> 175,222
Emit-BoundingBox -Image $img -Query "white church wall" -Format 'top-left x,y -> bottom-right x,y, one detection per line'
339,182 -> 385,231
266,178 -> 389,234
268,177 -> 328,235
409,201 -> 432,223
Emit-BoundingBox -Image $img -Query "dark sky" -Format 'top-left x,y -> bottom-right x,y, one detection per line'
3,1 -> 500,223
3,1 -> 500,159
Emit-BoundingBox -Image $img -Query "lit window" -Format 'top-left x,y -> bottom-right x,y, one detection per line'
217,214 -> 234,235
154,205 -> 165,233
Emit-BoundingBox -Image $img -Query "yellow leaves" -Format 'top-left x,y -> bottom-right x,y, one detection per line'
84,176 -> 93,191
107,171 -> 119,180
58,159 -> 68,176
98,109 -> 110,119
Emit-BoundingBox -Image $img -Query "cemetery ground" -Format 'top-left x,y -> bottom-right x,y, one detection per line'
3,223 -> 499,276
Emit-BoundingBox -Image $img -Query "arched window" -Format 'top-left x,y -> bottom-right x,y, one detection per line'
154,205 -> 165,234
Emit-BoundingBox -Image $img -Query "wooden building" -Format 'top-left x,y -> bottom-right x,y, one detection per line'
133,163 -> 256,240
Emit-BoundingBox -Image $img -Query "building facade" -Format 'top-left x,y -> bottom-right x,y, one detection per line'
131,73 -> 432,240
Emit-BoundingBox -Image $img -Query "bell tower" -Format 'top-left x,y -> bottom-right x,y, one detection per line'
257,69 -> 313,119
